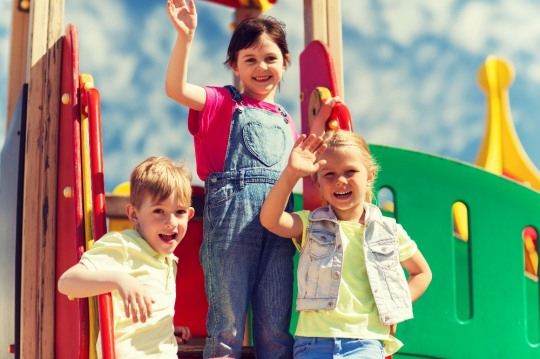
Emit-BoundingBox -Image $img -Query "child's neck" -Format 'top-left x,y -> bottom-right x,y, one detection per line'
241,88 -> 276,104
331,204 -> 366,224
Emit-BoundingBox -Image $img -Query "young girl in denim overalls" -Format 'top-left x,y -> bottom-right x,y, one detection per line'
261,130 -> 432,358
165,1 -> 333,358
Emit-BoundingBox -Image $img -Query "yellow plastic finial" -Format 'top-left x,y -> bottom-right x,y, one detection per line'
475,55 -> 540,190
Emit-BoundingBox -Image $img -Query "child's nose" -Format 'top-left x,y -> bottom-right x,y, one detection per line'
336,175 -> 347,184
164,213 -> 176,225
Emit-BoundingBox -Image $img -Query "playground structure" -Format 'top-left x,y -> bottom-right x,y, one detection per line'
1,0 -> 539,358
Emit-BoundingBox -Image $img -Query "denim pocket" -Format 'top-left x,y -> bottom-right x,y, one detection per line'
207,182 -> 236,209
242,122 -> 286,167
306,229 -> 336,259
205,182 -> 236,232
369,238 -> 398,269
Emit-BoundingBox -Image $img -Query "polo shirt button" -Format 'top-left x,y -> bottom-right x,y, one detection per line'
327,302 -> 333,307
332,272 -> 340,279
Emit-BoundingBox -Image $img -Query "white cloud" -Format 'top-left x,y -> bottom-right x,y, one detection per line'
2,0 -> 540,189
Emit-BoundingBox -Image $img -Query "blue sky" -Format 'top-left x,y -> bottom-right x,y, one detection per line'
1,0 -> 540,192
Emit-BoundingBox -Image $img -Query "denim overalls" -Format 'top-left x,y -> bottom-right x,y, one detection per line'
201,86 -> 296,359
296,204 -> 413,326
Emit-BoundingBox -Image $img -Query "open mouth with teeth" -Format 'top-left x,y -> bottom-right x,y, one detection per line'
159,233 -> 177,242
254,76 -> 271,82
334,191 -> 352,199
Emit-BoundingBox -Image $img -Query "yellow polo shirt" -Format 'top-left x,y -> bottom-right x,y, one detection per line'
80,229 -> 178,358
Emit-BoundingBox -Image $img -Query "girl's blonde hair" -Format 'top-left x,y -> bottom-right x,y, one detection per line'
320,130 -> 380,202
129,156 -> 192,209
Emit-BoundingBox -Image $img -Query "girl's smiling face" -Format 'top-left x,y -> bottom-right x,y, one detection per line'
315,146 -> 373,223
231,33 -> 288,103
127,193 -> 194,256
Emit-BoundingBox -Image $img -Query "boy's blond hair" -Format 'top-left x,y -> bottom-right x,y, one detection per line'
129,156 -> 192,209
320,130 -> 380,202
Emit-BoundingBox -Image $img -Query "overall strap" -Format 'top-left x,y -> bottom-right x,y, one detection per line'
276,104 -> 288,118
225,85 -> 243,104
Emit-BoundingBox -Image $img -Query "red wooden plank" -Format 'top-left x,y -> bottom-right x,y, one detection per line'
55,23 -> 89,359
299,40 -> 340,211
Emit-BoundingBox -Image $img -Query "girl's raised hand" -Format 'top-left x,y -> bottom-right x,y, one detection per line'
167,0 -> 197,40
287,134 -> 327,178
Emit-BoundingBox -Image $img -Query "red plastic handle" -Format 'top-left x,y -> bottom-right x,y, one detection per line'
326,102 -> 352,131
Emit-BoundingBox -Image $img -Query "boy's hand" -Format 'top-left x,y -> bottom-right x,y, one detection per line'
286,134 -> 327,179
167,0 -> 197,40
116,274 -> 155,323
174,325 -> 192,344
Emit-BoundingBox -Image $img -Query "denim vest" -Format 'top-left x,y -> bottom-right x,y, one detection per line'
295,203 -> 413,326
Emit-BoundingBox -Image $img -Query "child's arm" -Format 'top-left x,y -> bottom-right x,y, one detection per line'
401,250 -> 432,302
58,263 -> 154,323
260,134 -> 327,239
165,0 -> 206,111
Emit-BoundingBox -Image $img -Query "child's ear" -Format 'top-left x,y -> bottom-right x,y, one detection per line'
367,169 -> 376,184
230,62 -> 239,76
126,203 -> 139,225
283,54 -> 290,68
188,207 -> 195,221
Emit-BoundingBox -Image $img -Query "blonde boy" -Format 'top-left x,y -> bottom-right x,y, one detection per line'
58,156 -> 195,358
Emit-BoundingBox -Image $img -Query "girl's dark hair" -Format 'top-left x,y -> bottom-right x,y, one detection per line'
224,16 -> 290,68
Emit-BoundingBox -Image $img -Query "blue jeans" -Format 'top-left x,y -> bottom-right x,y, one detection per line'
202,169 -> 295,359
293,337 -> 384,359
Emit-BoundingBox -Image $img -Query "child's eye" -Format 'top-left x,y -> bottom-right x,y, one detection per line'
266,56 -> 278,62
153,209 -> 164,214
176,209 -> 187,215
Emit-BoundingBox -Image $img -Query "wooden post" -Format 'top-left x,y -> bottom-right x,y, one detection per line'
6,0 -> 30,129
303,0 -> 344,99
20,0 -> 64,357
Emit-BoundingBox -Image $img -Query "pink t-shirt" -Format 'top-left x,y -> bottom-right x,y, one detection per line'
188,86 -> 298,181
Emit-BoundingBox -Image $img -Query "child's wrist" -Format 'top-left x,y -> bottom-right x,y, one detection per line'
283,167 -> 303,183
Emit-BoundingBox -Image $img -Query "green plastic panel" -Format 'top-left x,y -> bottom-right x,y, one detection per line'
371,145 -> 540,358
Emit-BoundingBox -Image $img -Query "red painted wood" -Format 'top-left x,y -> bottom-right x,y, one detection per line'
299,40 -> 340,211
174,186 -> 208,338
55,23 -> 89,359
